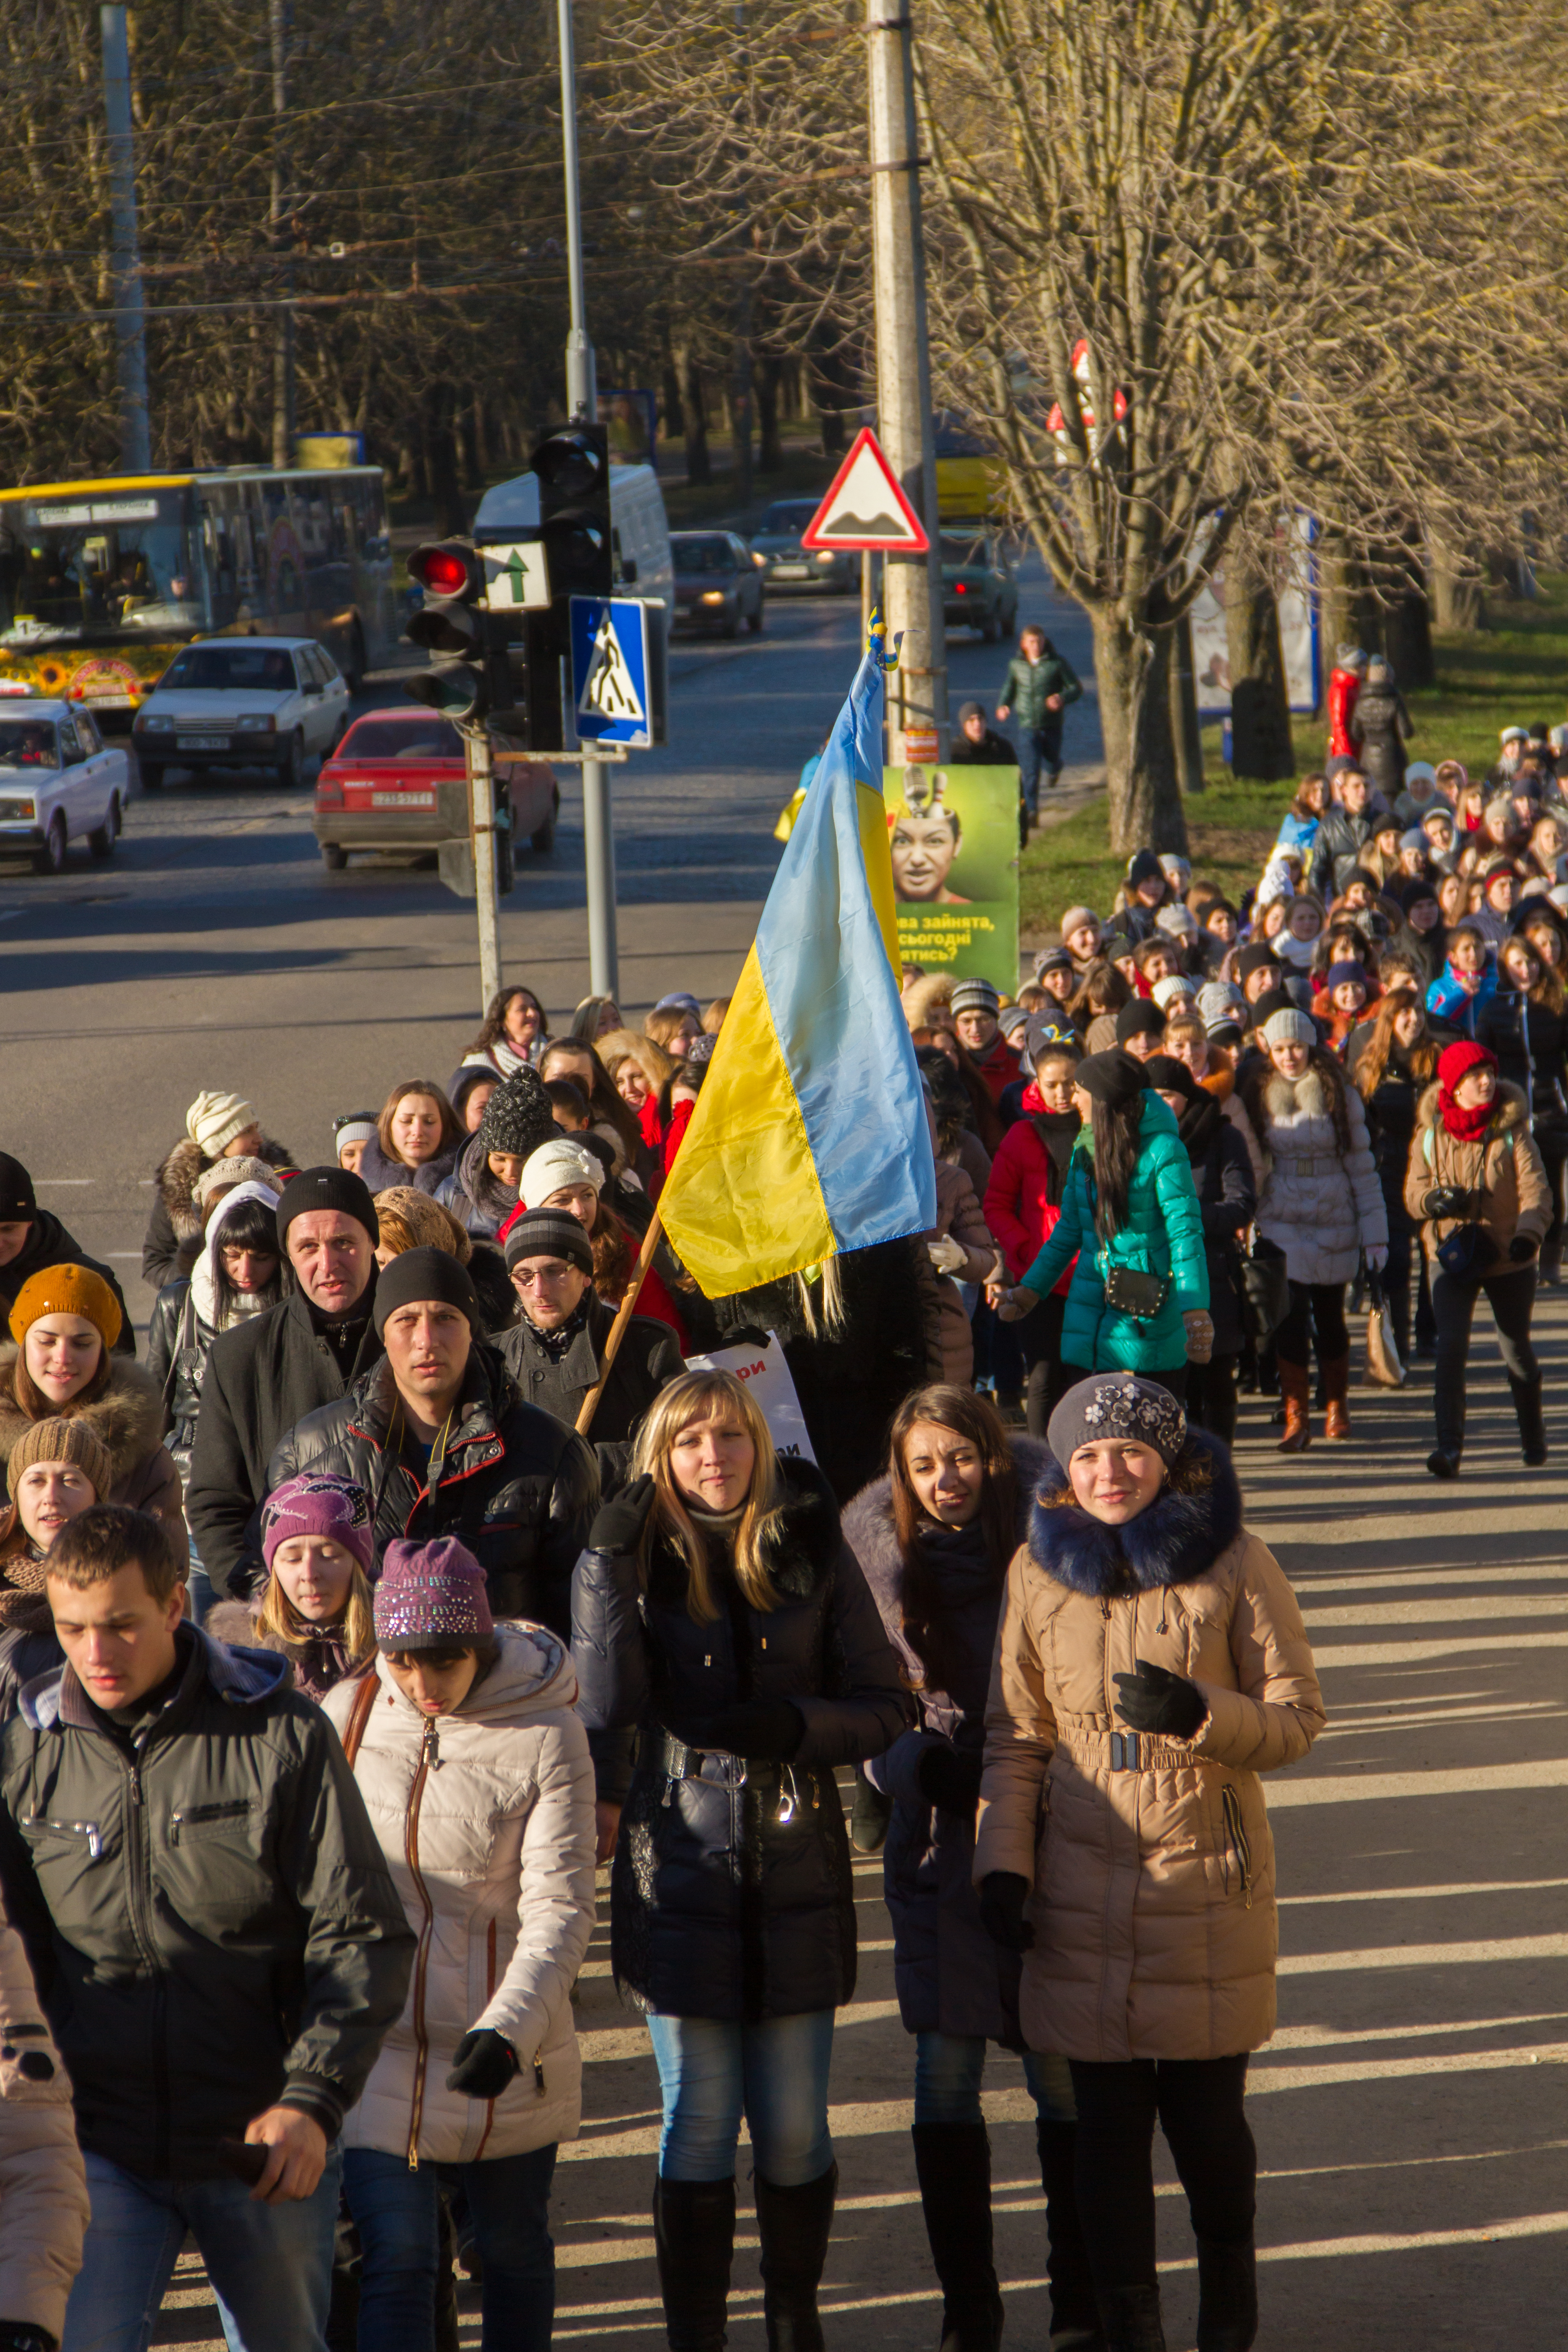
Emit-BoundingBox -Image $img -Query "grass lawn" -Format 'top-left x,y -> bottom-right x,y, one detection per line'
1019,575 -> 1568,946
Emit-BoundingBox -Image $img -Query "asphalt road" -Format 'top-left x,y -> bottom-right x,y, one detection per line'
0,558 -> 1098,1342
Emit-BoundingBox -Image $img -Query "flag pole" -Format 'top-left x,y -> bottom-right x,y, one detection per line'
575,1205 -> 666,1436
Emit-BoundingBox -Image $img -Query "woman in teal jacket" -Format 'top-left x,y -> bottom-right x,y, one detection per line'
996,1048 -> 1212,1390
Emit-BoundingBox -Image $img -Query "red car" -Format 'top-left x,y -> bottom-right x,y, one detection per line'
312,710 -> 559,881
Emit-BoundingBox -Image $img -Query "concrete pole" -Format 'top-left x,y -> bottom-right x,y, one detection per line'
464,725 -> 503,1015
99,6 -> 150,474
558,0 -> 617,996
866,0 -> 946,764
269,0 -> 295,469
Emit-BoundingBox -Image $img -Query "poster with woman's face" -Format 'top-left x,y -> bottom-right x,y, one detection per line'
887,764 -> 1019,990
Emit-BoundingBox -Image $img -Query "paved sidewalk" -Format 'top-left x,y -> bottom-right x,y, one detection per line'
153,1293 -> 1568,2346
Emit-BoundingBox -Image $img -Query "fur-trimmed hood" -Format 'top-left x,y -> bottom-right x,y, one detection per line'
1256,1064 -> 1336,1126
155,1133 -> 293,1239
644,1456 -> 844,1610
1025,1427 -> 1244,1600
0,1345 -> 165,1483
844,1435 -> 1054,1617
1412,1075 -> 1529,1143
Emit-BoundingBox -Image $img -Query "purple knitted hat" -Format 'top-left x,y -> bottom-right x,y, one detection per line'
374,1536 -> 494,1653
260,1474 -> 374,1577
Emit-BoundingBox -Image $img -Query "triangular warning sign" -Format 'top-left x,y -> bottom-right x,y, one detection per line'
578,610 -> 645,724
801,427 -> 930,553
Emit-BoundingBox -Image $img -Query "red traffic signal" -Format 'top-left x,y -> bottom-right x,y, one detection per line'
407,541 -> 485,601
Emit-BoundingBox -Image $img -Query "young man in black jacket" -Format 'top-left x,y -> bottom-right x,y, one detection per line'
185,1167 -> 383,1598
0,1505 -> 412,2352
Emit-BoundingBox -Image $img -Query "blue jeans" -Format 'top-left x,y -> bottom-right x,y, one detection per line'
1015,718 -> 1064,813
342,2144 -> 558,2352
913,2032 -> 1078,2128
647,2009 -> 835,2185
64,2147 -> 341,2352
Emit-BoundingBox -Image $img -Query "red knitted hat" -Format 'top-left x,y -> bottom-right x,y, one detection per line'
1437,1039 -> 1495,1095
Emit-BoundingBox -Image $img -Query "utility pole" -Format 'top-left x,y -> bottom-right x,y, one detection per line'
557,0 -> 618,997
463,725 -> 504,1012
270,0 -> 295,469
866,0 -> 946,764
99,5 -> 150,474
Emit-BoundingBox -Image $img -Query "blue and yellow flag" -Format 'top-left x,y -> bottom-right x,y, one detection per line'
659,637 -> 936,1298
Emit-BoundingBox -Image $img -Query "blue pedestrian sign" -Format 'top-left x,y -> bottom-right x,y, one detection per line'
570,597 -> 653,748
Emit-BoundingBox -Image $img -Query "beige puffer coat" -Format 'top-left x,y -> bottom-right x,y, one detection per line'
974,1435 -> 1325,2062
324,1622 -> 596,2166
1245,1062 -> 1387,1285
1404,1079 -> 1550,1261
0,1896 -> 88,2339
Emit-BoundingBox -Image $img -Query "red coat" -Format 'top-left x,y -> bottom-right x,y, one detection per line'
983,1090 -> 1078,1293
663,1096 -> 696,1176
1327,666 -> 1362,761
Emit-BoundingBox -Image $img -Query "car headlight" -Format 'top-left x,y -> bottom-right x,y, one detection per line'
137,712 -> 172,731
700,591 -> 726,606
0,798 -> 35,819
236,714 -> 275,732
814,551 -> 836,565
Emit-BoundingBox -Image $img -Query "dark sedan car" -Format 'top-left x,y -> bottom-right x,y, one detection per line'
747,498 -> 857,594
671,532 -> 765,637
940,530 -> 1019,641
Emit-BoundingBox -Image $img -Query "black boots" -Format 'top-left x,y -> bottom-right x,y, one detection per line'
911,2122 -> 1003,2350
755,2162 -> 838,2351
1035,2118 -> 1102,2349
850,1765 -> 892,1853
1194,2235 -> 1258,2351
1511,1371 -> 1548,1465
1093,2285 -> 1166,2352
654,2176 -> 736,2351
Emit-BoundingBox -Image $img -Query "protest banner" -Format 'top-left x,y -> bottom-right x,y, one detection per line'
683,1337 -> 819,1463
887,761 -> 1019,994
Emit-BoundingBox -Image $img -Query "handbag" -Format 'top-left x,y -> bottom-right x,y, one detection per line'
1103,1265 -> 1171,1320
1436,1222 -> 1498,1279
1363,1267 -> 1405,1388
1240,1242 -> 1290,1343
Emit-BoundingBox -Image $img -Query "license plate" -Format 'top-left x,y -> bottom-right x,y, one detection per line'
772,563 -> 808,578
372,790 -> 434,807
176,735 -> 228,750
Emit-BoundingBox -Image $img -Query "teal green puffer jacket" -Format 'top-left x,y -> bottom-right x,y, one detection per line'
1019,1091 -> 1209,1372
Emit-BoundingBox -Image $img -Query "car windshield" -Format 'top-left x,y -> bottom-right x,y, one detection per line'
758,504 -> 818,534
160,645 -> 295,693
338,714 -> 463,761
0,720 -> 59,770
940,536 -> 985,566
673,537 -> 734,575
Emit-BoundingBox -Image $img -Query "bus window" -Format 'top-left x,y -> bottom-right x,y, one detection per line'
0,488 -> 201,646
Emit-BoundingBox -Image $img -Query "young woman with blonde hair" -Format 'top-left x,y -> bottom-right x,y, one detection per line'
572,1369 -> 908,2352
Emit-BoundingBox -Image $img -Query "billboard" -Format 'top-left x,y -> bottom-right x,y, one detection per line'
887,761 -> 1019,992
1188,511 -> 1320,716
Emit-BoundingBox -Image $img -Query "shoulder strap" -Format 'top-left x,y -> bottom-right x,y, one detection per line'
338,1667 -> 378,1768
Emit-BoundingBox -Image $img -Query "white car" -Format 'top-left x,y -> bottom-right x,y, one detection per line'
131,634 -> 351,790
0,697 -> 132,873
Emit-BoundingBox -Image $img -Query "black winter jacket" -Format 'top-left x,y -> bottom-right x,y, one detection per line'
1179,1094 -> 1257,1357
1352,681 -> 1413,804
1345,1029 -> 1431,1203
185,1279 -> 382,1599
500,1295 -> 684,1464
1308,806 -> 1374,902
0,1624 -> 413,2180
711,1239 -> 938,1505
1477,985 -> 1568,1135
571,1462 -> 910,2021
0,1210 -> 133,1357
269,1342 -> 597,1639
847,1437 -> 1049,2043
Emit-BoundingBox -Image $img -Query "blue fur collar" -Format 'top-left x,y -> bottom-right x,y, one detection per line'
1026,1428 -> 1242,1598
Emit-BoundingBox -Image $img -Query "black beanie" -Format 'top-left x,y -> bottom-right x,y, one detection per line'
1143,1053 -> 1197,1099
0,1155 -> 35,1224
502,1207 -> 594,1276
1075,1049 -> 1147,1108
372,1245 -> 482,1335
1115,1000 -> 1166,1045
477,1067 -> 558,1161
276,1166 -> 379,1248
1236,942 -> 1280,983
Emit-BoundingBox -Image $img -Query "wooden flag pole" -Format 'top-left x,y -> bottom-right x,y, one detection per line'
575,1205 -> 668,1437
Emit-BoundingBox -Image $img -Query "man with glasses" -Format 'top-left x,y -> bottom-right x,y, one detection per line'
499,1207 -> 683,1471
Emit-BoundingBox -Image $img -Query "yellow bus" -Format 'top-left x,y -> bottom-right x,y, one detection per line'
0,465 -> 397,725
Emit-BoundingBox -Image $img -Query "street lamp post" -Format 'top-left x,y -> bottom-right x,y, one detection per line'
99,5 -> 151,474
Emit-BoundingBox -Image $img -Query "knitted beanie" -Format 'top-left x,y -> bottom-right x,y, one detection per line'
186,1090 -> 256,1159
1115,1000 -> 1165,1045
8,1264 -> 122,1350
1034,946 -> 1073,979
260,1472 -> 375,1577
1325,961 -> 1367,992
6,1415 -> 113,1500
1437,1039 -> 1495,1095
1262,1008 -> 1317,1049
0,1156 -> 35,1225
1151,975 -> 1196,1011
371,1245 -> 481,1337
275,1166 -> 379,1249
500,1205 -> 594,1276
333,1112 -> 378,1153
519,1138 -> 604,1210
374,1536 -> 493,1653
950,976 -> 1001,1019
1142,1053 -> 1197,1100
1059,905 -> 1099,942
1049,1372 -> 1188,1470
476,1067 -> 557,1162
195,1155 -> 276,1210
1074,1049 -> 1147,1109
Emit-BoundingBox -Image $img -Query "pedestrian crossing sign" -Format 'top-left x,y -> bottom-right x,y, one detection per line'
570,596 -> 654,747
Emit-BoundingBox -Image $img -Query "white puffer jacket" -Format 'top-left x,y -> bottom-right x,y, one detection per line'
325,1623 -> 596,2166
1248,1063 -> 1388,1285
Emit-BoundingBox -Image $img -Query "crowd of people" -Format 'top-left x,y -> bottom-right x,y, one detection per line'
0,678 -> 1551,2352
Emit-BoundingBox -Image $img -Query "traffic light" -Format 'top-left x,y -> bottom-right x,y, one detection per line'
405,539 -> 527,728
532,423 -> 612,651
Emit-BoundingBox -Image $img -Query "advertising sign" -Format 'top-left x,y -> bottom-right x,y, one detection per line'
887,761 -> 1019,991
1188,511 -> 1320,715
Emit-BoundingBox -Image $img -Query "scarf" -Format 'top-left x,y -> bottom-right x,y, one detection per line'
1029,1107 -> 1082,1202
1439,1089 -> 1495,1142
522,1294 -> 591,1363
488,1036 -> 535,1077
1176,1090 -> 1222,1160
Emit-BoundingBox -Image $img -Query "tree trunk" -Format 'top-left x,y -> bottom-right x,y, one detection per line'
1431,538 -> 1483,632
1318,530 -> 1379,673
1383,565 -> 1435,689
426,385 -> 466,535
1091,612 -> 1188,857
660,319 -> 684,445
1225,548 -> 1294,780
1169,610 -> 1205,794
755,353 -> 784,472
679,346 -> 710,485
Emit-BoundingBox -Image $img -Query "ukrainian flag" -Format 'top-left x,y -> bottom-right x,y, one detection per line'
659,637 -> 936,1297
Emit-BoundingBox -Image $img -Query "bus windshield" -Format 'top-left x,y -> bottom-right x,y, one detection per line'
0,488 -> 201,647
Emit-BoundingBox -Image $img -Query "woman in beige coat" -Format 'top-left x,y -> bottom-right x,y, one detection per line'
0,1894 -> 88,2344
323,1535 -> 596,2352
973,1375 -> 1324,2352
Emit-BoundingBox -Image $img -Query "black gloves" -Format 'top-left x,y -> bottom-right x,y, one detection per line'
446,2027 -> 520,2101
0,2330 -> 57,2352
589,1473 -> 656,1555
978,1871 -> 1034,1951
1509,1235 -> 1538,1261
1112,1658 -> 1206,1740
1422,1186 -> 1473,1221
917,1743 -> 984,1814
668,1698 -> 804,1761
